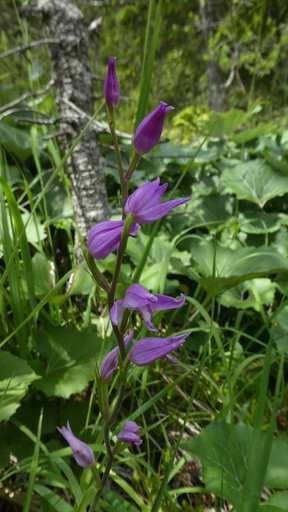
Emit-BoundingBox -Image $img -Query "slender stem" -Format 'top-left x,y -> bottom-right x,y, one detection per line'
125,151 -> 140,181
107,108 -> 128,213
109,213 -> 135,303
89,381 -> 127,511
86,253 -> 110,293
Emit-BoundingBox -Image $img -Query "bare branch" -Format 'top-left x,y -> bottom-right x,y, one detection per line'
0,38 -> 60,61
0,79 -> 55,113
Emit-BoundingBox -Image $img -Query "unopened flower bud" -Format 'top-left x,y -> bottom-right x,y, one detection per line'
57,421 -> 95,468
117,421 -> 142,445
133,101 -> 174,155
104,57 -> 120,108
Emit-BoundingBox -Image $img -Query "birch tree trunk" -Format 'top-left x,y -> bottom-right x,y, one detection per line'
37,0 -> 110,256
199,0 -> 228,111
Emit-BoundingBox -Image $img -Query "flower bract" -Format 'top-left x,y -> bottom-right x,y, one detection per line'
110,283 -> 185,331
117,421 -> 142,445
57,421 -> 95,468
133,102 -> 174,155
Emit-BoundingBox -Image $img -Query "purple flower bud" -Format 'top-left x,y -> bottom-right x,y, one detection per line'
104,57 -> 120,108
57,421 -> 95,468
100,329 -> 134,380
133,101 -> 174,155
88,220 -> 140,260
117,421 -> 142,445
124,177 -> 191,224
110,283 -> 185,331
129,332 -> 191,366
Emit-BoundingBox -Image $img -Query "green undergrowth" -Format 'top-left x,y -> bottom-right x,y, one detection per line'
0,102 -> 288,511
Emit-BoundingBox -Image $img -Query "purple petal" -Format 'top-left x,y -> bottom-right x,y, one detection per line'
133,102 -> 174,155
100,329 -> 134,380
138,305 -> 158,331
88,220 -> 140,260
57,421 -> 95,468
135,197 -> 191,224
117,420 -> 142,445
124,178 -> 168,218
129,332 -> 191,366
123,283 -> 158,309
151,293 -> 185,312
110,300 -> 124,325
104,57 -> 120,108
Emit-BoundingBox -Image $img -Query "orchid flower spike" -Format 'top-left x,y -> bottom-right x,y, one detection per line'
104,56 -> 120,108
110,284 -> 185,331
57,421 -> 95,468
133,101 -> 174,155
129,332 -> 191,366
88,178 -> 190,260
117,421 -> 142,445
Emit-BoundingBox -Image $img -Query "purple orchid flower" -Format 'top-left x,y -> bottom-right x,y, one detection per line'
104,57 -> 120,108
88,179 -> 190,260
88,220 -> 140,260
100,329 -> 134,380
117,421 -> 142,445
129,332 -> 191,366
110,284 -> 185,331
57,421 -> 95,468
133,102 -> 174,155
124,177 -> 191,223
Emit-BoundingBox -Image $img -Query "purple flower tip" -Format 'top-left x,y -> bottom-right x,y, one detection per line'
124,177 -> 191,224
133,101 -> 174,155
117,421 -> 142,445
57,421 -> 95,468
129,332 -> 191,367
104,56 -> 120,108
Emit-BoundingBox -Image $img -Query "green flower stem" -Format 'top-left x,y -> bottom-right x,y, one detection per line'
86,252 -> 110,293
125,151 -> 140,181
107,107 -> 128,213
90,380 -> 127,511
109,212 -> 135,304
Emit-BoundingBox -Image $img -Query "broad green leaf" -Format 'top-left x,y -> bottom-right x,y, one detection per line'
67,262 -> 95,295
189,193 -> 235,229
0,352 -> 40,421
265,436 -> 288,488
0,121 -> 32,161
188,240 -> 288,294
219,278 -> 276,311
34,325 -> 101,398
221,158 -> 288,206
271,305 -> 288,352
21,253 -> 52,297
204,108 -> 251,138
233,122 -> 277,144
182,423 -> 288,511
182,422 -> 252,510
21,210 -> 46,244
258,491 -> 288,512
239,211 -> 288,234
